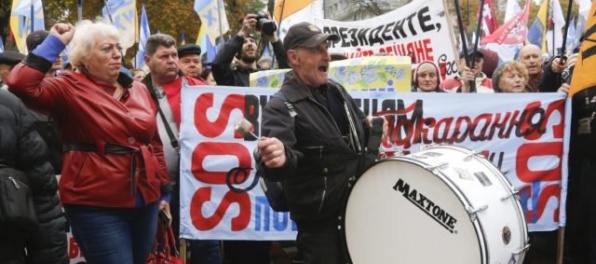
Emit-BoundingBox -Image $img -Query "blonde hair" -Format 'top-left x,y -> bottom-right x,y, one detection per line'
68,19 -> 120,69
498,61 -> 529,82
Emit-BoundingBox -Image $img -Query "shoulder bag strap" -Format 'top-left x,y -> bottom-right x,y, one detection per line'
153,86 -> 180,150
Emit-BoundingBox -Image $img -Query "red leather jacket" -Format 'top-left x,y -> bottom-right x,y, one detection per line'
7,63 -> 170,208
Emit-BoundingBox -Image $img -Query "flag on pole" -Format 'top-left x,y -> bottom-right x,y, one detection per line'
135,5 -> 150,69
566,17 -> 576,54
481,1 -> 529,45
569,1 -> 596,97
180,32 -> 186,45
504,0 -> 522,22
200,34 -> 217,63
102,0 -> 138,54
528,0 -> 549,53
274,0 -> 316,22
10,0 -> 45,53
195,0 -> 229,47
545,0 -> 565,55
477,0 -> 498,36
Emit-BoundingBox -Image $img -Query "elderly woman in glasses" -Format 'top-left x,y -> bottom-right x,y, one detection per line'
6,20 -> 171,264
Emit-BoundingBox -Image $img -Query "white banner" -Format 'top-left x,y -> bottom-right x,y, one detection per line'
180,86 -> 568,240
315,0 -> 458,78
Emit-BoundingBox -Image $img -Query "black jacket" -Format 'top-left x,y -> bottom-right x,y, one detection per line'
0,90 -> 68,263
258,71 -> 369,228
539,57 -> 565,93
212,35 -> 288,87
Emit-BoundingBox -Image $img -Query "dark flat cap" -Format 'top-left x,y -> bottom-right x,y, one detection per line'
0,51 -> 25,65
177,44 -> 201,58
283,22 -> 339,52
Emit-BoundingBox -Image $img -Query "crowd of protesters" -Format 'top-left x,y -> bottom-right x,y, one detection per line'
0,9 -> 592,264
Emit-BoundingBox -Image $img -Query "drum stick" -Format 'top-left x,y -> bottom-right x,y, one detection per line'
235,118 -> 259,140
556,227 -> 565,264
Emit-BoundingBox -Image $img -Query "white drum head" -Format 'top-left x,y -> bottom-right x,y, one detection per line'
344,159 -> 483,264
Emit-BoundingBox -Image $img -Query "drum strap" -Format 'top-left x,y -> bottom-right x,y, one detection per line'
365,117 -> 384,164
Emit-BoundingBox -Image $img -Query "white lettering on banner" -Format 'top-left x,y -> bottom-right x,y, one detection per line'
180,87 -> 569,240
315,0 -> 457,77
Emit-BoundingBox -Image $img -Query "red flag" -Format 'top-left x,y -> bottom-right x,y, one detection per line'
477,0 -> 499,36
480,1 -> 529,45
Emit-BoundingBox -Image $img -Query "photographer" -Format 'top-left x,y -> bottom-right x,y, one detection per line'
212,13 -> 288,87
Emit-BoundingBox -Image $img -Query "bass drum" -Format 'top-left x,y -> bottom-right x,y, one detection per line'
341,145 -> 529,264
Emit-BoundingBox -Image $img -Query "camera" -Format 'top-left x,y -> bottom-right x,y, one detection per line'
255,12 -> 277,36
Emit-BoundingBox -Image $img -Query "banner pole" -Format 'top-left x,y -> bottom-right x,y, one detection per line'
557,227 -> 565,264
472,0 -> 486,70
443,0 -> 459,59
561,0 -> 574,57
453,0 -> 476,91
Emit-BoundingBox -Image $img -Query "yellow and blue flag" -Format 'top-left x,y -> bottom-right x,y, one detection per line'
527,0 -> 549,53
10,0 -> 45,53
200,34 -> 217,63
180,32 -> 186,46
195,0 -> 229,50
102,0 -> 138,53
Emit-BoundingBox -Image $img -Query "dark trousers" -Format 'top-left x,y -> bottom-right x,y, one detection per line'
172,183 -> 222,264
0,236 -> 25,264
224,241 -> 271,264
296,224 -> 345,264
188,240 -> 221,264
64,203 -> 158,264
564,159 -> 596,264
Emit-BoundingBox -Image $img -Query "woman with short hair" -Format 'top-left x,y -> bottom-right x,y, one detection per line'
6,20 -> 171,264
492,61 -> 530,93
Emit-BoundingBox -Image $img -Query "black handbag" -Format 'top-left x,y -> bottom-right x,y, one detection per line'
0,165 -> 39,236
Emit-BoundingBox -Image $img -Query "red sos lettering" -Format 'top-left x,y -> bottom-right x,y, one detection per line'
194,93 -> 246,139
191,187 -> 251,231
517,100 -> 565,183
516,142 -> 562,182
190,92 -> 252,230
519,184 -> 560,223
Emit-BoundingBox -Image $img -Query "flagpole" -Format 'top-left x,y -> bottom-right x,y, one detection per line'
30,4 -> 34,32
453,0 -> 475,91
216,0 -> 224,45
561,0 -> 574,57
276,0 -> 287,36
78,0 -> 83,22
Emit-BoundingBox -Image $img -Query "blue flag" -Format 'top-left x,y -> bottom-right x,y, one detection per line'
200,34 -> 217,63
136,5 -> 150,68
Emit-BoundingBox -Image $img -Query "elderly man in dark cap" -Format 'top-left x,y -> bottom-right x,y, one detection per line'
177,43 -> 204,81
0,51 -> 25,90
256,21 -> 384,264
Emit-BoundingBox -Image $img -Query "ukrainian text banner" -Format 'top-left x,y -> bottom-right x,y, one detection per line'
315,0 -> 458,79
179,87 -> 567,240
